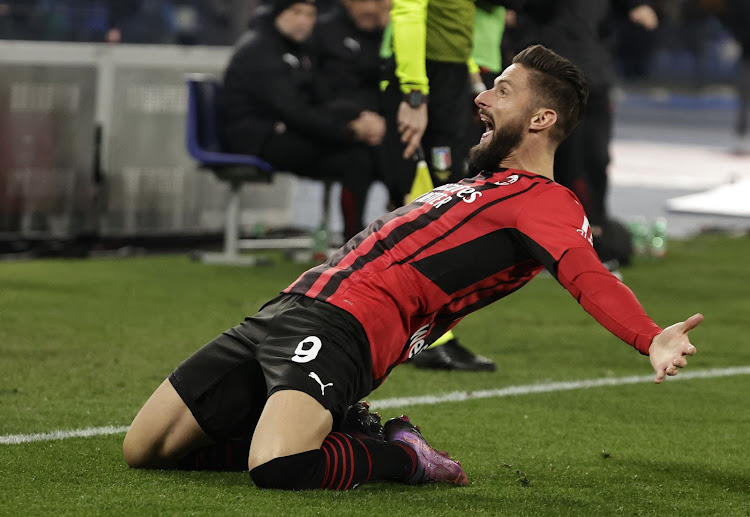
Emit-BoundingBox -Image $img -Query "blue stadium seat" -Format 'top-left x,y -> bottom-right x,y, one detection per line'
185,74 -> 313,265
186,75 -> 275,175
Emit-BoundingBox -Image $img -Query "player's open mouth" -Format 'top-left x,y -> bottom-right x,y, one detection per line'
480,114 -> 494,142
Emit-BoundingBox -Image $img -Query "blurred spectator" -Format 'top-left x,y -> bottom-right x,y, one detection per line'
381,0 -> 474,207
314,0 -> 386,115
313,0 -> 390,237
218,0 -> 384,241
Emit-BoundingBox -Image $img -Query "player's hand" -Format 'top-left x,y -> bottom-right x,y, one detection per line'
649,313 -> 702,384
397,101 -> 428,159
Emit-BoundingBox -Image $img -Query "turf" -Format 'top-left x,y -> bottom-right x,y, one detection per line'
1,234 -> 749,516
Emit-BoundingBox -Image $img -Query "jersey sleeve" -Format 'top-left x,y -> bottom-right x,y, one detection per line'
514,187 -> 595,272
516,187 -> 661,354
390,0 -> 430,95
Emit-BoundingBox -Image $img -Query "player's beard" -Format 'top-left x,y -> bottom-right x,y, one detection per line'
469,115 -> 526,172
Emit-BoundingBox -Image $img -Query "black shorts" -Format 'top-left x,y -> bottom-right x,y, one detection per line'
168,294 -> 374,441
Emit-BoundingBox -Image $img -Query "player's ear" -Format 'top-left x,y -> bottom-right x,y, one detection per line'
529,108 -> 557,132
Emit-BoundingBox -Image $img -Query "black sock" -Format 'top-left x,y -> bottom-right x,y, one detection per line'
250,432 -> 416,490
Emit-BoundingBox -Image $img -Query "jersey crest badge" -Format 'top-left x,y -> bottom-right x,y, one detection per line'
494,174 -> 519,186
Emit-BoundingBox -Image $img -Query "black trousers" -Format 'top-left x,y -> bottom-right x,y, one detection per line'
381,60 -> 471,207
553,84 -> 612,227
228,123 -> 380,241
263,130 -> 381,240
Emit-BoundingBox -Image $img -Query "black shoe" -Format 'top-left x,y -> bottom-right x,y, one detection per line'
340,401 -> 385,441
410,339 -> 496,372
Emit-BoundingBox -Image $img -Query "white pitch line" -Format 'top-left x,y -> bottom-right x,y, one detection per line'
2,366 -> 749,445
369,365 -> 750,410
0,425 -> 130,445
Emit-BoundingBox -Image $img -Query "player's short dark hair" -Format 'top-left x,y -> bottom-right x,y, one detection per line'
512,44 -> 589,144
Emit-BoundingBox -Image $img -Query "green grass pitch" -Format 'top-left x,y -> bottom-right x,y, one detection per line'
1,233 -> 749,516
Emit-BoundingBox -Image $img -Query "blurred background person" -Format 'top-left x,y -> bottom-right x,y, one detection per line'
313,0 -> 390,240
218,0 -> 384,242
315,0 -> 387,113
383,0 -> 473,205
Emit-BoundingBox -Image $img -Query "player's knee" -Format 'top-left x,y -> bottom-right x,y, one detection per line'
247,445 -> 278,472
122,431 -> 149,468
122,427 -> 165,469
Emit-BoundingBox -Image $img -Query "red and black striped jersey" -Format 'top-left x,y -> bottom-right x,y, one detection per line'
284,168 -> 649,384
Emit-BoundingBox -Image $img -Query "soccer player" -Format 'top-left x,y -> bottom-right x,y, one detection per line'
123,44 -> 702,491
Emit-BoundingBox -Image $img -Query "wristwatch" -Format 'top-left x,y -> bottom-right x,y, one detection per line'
404,90 -> 428,108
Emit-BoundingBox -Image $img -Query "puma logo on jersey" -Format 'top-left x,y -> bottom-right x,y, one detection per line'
407,324 -> 431,358
309,372 -> 333,396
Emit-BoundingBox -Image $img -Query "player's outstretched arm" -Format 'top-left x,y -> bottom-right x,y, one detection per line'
648,313 -> 703,384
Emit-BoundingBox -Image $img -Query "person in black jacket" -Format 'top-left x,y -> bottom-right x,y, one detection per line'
314,0 -> 386,111
312,0 -> 389,241
218,0 -> 385,241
